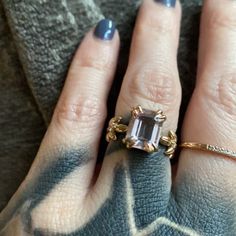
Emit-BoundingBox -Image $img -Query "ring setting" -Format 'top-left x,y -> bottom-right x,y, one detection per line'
106,105 -> 177,159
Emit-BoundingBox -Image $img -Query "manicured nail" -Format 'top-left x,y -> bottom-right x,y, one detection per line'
154,0 -> 176,7
94,19 -> 116,41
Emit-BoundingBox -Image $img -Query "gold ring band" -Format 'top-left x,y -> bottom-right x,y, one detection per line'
180,142 -> 236,160
106,105 -> 177,159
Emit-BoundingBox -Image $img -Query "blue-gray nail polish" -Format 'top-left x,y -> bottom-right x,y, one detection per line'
154,0 -> 176,7
94,19 -> 116,41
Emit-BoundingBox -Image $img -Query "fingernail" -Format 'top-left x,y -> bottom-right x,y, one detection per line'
154,0 -> 176,7
94,19 -> 116,41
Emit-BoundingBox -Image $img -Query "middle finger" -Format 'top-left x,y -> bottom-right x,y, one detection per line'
118,0 -> 182,131
97,0 -> 182,228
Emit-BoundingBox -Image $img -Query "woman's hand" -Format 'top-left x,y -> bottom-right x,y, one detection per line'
1,0 -> 236,235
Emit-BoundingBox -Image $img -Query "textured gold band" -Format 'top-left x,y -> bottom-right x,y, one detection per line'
180,142 -> 236,160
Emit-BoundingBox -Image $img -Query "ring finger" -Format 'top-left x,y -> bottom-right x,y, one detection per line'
96,0 -> 182,228
176,0 -> 236,233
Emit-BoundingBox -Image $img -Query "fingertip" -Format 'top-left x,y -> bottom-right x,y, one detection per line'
69,20 -> 120,76
136,0 -> 182,46
94,19 -> 116,41
154,0 -> 176,8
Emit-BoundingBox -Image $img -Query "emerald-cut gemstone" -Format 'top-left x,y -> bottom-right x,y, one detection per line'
124,108 -> 166,152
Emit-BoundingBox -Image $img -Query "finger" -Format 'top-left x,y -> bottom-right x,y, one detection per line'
176,0 -> 236,232
40,18 -> 119,187
118,0 -> 181,131
96,0 -> 182,228
0,19 -> 120,233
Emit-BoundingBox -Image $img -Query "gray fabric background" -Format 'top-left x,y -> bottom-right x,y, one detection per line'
0,0 -> 202,211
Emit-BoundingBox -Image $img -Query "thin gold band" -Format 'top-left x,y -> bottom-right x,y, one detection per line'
180,142 -> 236,160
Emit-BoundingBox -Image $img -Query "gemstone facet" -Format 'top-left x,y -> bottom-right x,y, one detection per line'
123,107 -> 166,152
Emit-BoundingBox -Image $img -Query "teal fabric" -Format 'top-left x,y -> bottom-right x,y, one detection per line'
0,0 -> 202,211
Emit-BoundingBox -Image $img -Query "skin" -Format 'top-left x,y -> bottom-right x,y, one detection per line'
0,0 -> 236,235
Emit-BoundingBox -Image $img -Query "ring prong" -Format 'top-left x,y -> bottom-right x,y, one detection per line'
124,137 -> 136,149
132,105 -> 143,118
154,110 -> 167,123
144,142 -> 155,153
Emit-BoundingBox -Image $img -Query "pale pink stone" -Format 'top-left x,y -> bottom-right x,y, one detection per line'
125,109 -> 164,151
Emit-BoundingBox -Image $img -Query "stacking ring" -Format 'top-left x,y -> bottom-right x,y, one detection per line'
106,105 -> 177,159
180,142 -> 236,160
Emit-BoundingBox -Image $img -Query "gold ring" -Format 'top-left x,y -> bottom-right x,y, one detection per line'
106,105 -> 177,159
180,142 -> 236,160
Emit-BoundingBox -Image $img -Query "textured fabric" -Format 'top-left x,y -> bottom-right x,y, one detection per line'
0,0 -> 202,211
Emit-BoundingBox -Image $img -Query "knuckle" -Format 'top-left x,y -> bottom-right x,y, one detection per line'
76,48 -> 114,74
199,73 -> 236,117
207,7 -> 236,31
136,9 -> 175,35
54,97 -> 106,130
79,55 -> 112,73
126,68 -> 181,107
